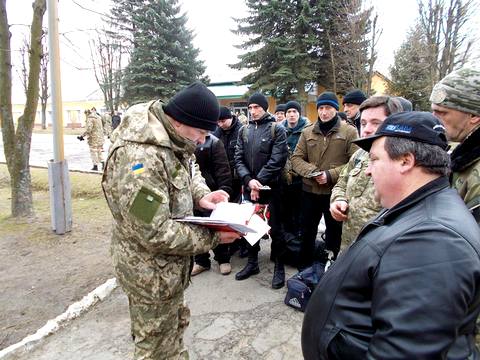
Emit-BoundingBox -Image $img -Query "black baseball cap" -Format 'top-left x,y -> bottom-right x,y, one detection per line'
353,111 -> 448,151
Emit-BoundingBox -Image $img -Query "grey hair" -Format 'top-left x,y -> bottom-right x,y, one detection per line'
384,137 -> 451,176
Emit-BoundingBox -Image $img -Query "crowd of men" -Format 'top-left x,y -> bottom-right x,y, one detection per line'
101,67 -> 480,359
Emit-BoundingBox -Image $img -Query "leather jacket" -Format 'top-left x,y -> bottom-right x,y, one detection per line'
302,177 -> 480,360
234,113 -> 288,189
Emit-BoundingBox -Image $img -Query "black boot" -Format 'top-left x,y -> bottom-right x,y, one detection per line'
91,164 -> 98,171
272,260 -> 285,289
235,253 -> 259,280
101,161 -> 105,170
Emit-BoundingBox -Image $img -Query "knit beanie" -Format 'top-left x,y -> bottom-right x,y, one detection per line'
275,103 -> 286,113
248,92 -> 269,111
219,106 -> 232,120
430,67 -> 480,116
285,100 -> 301,114
343,89 -> 367,105
163,82 -> 219,131
316,92 -> 339,110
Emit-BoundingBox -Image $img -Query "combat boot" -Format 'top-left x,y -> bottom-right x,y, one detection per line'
271,260 -> 285,289
235,253 -> 259,280
91,165 -> 98,171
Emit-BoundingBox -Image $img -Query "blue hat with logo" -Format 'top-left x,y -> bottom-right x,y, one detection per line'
353,111 -> 448,151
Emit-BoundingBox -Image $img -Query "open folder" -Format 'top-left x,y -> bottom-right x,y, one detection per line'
175,202 -> 271,246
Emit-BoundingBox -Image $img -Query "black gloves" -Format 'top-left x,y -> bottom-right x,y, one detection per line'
77,135 -> 85,141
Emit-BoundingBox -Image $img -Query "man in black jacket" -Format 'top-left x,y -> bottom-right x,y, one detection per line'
191,134 -> 233,276
302,111 -> 480,359
234,92 -> 288,288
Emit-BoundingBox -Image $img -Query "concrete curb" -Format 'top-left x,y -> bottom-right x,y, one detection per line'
0,278 -> 118,359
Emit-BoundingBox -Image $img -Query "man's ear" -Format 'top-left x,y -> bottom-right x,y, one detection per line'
470,114 -> 480,126
399,153 -> 415,173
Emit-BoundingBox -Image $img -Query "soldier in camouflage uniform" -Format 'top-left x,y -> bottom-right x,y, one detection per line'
431,67 -> 480,224
81,109 -> 105,171
101,111 -> 112,138
102,82 -> 239,359
330,96 -> 403,248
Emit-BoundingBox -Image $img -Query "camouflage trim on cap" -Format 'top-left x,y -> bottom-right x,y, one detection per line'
430,67 -> 480,116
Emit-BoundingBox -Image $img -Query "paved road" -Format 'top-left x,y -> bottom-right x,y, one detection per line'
5,247 -> 305,360
0,132 -> 110,172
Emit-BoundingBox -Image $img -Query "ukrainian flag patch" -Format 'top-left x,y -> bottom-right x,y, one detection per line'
132,163 -> 145,175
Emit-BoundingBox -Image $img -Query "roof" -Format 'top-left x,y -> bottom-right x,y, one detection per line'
207,82 -> 249,99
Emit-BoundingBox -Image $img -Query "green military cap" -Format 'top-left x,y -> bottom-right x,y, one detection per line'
430,67 -> 480,116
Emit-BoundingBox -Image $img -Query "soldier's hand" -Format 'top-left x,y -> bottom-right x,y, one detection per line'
218,231 -> 241,244
199,190 -> 229,210
330,200 -> 348,221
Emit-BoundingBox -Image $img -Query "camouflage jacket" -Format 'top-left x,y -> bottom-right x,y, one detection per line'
102,100 -> 219,300
101,113 -> 112,137
331,149 -> 382,246
84,114 -> 104,147
450,126 -> 480,223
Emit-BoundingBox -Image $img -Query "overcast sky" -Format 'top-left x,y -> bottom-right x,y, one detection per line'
7,0 -> 479,103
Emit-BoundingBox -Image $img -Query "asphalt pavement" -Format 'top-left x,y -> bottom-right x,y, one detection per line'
0,132 -> 110,172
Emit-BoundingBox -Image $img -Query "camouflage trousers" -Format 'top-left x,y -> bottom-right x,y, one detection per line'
88,145 -> 103,165
128,291 -> 190,360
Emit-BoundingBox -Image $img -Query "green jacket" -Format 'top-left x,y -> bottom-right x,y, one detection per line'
331,149 -> 382,247
291,117 -> 358,195
102,100 -> 219,301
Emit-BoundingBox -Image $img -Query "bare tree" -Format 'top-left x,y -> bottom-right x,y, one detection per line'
419,0 -> 474,85
89,29 -> 123,112
39,38 -> 49,129
0,0 -> 47,217
366,14 -> 382,95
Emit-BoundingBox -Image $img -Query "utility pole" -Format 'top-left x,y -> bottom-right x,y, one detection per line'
47,0 -> 72,234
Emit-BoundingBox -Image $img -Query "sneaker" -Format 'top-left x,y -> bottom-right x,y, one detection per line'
219,263 -> 231,275
191,264 -> 210,276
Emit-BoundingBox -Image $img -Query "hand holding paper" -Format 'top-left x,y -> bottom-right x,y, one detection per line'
199,190 -> 229,210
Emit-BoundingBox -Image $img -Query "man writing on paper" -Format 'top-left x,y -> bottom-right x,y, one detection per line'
102,82 -> 239,359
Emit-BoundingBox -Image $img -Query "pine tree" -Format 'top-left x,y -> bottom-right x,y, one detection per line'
111,0 -> 207,105
231,0 -> 376,102
388,25 -> 432,110
231,0 -> 321,103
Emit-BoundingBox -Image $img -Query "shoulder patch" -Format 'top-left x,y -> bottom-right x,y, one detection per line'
132,163 -> 145,175
129,186 -> 163,224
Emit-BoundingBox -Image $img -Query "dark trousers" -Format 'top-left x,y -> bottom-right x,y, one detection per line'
299,192 -> 342,267
281,178 -> 303,236
243,186 -> 285,260
194,244 -> 231,267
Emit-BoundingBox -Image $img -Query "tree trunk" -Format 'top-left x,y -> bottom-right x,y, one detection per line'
41,101 -> 47,129
0,0 -> 46,217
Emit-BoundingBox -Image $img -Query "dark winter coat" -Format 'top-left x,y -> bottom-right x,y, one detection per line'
302,176 -> 480,360
212,116 -> 243,179
234,113 -> 288,189
194,134 -> 232,196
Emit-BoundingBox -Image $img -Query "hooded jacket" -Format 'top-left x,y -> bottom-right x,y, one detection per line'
102,100 -> 219,301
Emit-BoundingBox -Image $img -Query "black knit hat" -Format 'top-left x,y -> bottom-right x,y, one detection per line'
163,82 -> 219,131
248,92 -> 269,111
219,106 -> 232,120
275,103 -> 286,113
285,100 -> 301,114
316,91 -> 339,110
343,89 -> 367,105
353,111 -> 448,151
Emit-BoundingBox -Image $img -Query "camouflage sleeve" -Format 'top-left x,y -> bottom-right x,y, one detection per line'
331,153 -> 356,203
85,117 -> 93,137
291,131 -> 318,176
104,145 -> 219,256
